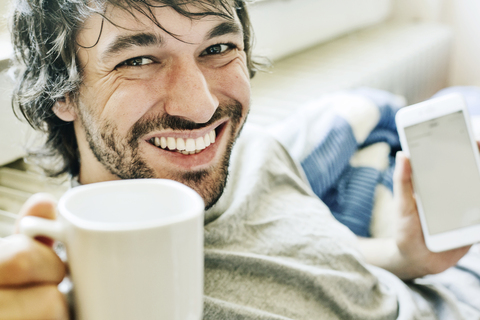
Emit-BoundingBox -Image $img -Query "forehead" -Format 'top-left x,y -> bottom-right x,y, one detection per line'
76,2 -> 240,49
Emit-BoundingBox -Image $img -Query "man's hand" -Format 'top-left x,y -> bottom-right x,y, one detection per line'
0,194 -> 68,319
358,152 -> 470,280
391,151 -> 470,279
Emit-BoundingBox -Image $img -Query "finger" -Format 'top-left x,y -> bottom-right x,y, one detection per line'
444,244 -> 471,260
393,152 -> 415,208
393,152 -> 419,222
0,285 -> 68,320
393,151 -> 412,185
0,234 -> 66,286
16,193 -> 58,246
427,245 -> 472,275
454,245 -> 472,256
17,193 -> 57,221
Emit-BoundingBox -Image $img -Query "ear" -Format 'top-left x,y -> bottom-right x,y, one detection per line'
52,97 -> 77,122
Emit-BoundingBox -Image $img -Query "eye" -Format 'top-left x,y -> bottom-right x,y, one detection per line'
201,43 -> 236,56
117,57 -> 154,68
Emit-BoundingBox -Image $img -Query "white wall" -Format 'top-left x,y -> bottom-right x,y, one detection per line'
0,0 -> 9,33
392,0 -> 480,87
0,0 -> 28,166
0,0 -> 10,52
249,0 -> 392,61
391,0 -> 445,22
442,0 -> 480,86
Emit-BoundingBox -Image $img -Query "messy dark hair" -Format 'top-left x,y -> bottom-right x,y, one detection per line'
10,0 -> 257,177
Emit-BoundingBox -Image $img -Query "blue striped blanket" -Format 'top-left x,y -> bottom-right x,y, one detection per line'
268,88 -> 404,237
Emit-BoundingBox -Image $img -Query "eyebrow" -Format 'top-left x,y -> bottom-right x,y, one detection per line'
101,32 -> 163,62
100,21 -> 242,62
206,21 -> 243,40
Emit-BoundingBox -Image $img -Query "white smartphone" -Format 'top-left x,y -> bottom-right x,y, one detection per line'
396,93 -> 480,252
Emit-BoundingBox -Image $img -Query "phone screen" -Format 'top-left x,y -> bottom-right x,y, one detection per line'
405,110 -> 480,235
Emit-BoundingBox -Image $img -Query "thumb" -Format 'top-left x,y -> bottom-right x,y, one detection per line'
393,151 -> 416,216
15,193 -> 58,246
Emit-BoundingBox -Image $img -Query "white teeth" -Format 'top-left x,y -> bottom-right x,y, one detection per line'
209,130 -> 216,143
185,139 -> 195,152
176,138 -> 186,151
167,137 -> 176,150
160,137 -> 167,149
195,137 -> 206,150
152,129 -> 216,153
204,133 -> 211,147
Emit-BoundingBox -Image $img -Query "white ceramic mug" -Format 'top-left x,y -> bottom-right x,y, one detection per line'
20,179 -> 204,320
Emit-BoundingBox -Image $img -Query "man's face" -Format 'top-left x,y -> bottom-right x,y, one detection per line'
58,4 -> 251,208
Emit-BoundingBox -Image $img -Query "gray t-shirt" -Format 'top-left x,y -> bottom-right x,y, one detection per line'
203,124 -> 480,319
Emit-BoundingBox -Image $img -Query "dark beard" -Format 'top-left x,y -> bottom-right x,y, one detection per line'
80,101 -> 245,209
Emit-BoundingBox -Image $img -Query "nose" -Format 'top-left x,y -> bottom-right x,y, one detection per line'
163,59 -> 219,124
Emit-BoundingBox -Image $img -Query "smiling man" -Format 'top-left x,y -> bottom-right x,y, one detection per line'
45,3 -> 251,209
4,0 -> 480,319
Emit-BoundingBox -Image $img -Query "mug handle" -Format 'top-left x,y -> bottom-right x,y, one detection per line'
19,216 -> 66,243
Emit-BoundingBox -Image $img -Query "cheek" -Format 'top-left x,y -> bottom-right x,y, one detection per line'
210,58 -> 251,109
106,84 -> 155,118
82,76 -> 161,134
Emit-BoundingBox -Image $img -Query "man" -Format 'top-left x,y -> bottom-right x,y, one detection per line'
2,0 -> 479,319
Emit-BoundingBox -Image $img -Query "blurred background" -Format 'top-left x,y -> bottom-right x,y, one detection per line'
0,0 -> 479,225
247,0 -> 480,125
